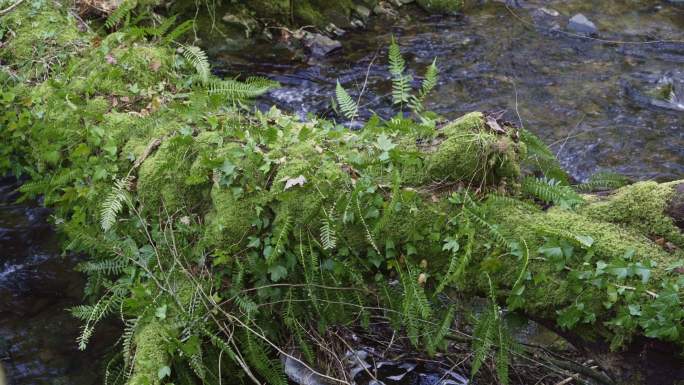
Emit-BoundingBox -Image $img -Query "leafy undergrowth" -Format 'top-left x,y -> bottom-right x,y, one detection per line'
1,1 -> 684,385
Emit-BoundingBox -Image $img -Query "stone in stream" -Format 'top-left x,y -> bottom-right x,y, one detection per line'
302,32 -> 342,57
568,13 -> 598,35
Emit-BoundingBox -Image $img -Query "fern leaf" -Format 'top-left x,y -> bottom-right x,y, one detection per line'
100,176 -> 132,232
520,129 -> 569,183
163,19 -> 194,43
411,58 -> 439,113
270,214 -> 292,264
207,78 -> 273,100
522,176 -> 583,209
320,216 -> 337,250
105,0 -> 137,29
388,36 -> 406,77
335,80 -> 358,120
576,171 -> 631,192
181,45 -> 210,84
388,37 -> 412,106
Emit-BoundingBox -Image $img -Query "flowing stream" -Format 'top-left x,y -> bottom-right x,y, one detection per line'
2,0 -> 683,383
211,0 -> 684,181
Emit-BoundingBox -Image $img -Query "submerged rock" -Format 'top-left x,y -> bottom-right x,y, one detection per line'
303,32 -> 342,57
568,13 -> 598,35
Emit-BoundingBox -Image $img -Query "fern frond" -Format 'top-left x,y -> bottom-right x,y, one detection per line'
270,214 -> 292,264
207,78 -> 273,100
335,80 -> 358,120
100,176 -> 133,232
464,207 -> 514,250
320,215 -> 337,250
522,176 -> 583,209
163,19 -> 194,43
181,45 -> 210,84
576,171 -> 631,192
427,306 -> 455,354
520,129 -> 569,183
388,36 -> 406,77
388,37 -> 412,107
105,0 -> 137,29
77,257 -> 129,275
471,308 -> 494,379
411,58 -> 439,113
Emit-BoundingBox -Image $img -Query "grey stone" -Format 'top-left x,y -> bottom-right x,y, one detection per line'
568,13 -> 597,35
353,4 -> 371,20
303,32 -> 342,57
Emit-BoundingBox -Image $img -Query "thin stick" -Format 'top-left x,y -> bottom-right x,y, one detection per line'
0,0 -> 27,16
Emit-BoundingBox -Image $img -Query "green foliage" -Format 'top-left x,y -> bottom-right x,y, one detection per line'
576,171 -> 631,192
522,176 -> 584,209
180,45 -> 210,83
2,3 -> 683,385
335,80 -> 358,120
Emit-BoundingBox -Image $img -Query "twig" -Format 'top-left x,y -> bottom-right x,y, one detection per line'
0,0 -> 27,16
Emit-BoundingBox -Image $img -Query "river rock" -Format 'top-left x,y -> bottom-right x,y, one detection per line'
373,1 -> 399,18
353,4 -> 371,20
302,32 -> 342,57
568,13 -> 598,35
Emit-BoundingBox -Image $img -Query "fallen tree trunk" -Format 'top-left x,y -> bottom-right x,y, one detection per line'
2,3 -> 683,384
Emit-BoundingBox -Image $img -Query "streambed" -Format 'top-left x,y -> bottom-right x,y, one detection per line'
211,0 -> 684,181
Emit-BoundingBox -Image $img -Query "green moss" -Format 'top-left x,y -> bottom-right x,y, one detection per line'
128,321 -> 170,385
424,112 -> 522,185
204,187 -> 265,251
416,0 -> 463,13
137,137 -> 208,213
579,181 -> 684,247
0,1 -> 86,79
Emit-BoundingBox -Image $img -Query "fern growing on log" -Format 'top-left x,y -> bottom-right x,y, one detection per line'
522,176 -> 584,209
576,171 -> 631,192
105,0 -> 137,29
100,176 -> 133,232
389,37 -> 412,108
180,45 -> 210,84
335,80 -> 359,120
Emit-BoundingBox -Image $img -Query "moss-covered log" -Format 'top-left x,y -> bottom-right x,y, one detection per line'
2,1 -> 683,384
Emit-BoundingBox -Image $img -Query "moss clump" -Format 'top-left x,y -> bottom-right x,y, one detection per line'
416,0 -> 463,13
424,112 -> 523,185
128,321 -> 170,385
137,137 -> 208,214
580,181 -> 684,248
0,1 -> 86,79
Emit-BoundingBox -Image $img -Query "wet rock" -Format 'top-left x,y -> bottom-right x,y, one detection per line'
538,7 -> 560,17
302,32 -> 342,57
222,12 -> 260,38
325,23 -> 346,37
353,4 -> 372,21
568,13 -> 598,35
373,1 -> 399,18
667,183 -> 684,230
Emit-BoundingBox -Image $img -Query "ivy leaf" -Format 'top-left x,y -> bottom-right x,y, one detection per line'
375,133 -> 396,152
268,265 -> 288,281
574,235 -> 594,248
158,366 -> 171,380
633,264 -> 651,284
442,237 -> 460,253
155,304 -> 167,320
221,160 -> 236,176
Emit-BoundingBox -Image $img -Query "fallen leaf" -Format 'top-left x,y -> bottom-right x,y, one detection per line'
284,175 -> 307,190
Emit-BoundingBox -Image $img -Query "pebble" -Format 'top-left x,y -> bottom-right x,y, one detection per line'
568,13 -> 598,35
